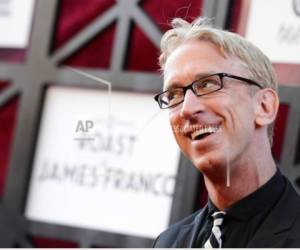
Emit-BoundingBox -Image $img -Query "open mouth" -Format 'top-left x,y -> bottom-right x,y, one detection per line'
190,125 -> 220,141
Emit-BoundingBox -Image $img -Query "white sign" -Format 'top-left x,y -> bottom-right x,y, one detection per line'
0,0 -> 35,48
245,0 -> 300,63
25,86 -> 180,239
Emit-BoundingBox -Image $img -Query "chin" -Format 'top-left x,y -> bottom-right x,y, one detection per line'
191,151 -> 228,175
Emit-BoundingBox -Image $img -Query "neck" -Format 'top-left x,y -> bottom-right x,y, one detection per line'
203,141 -> 277,210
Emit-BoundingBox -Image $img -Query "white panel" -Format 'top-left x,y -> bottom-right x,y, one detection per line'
246,0 -> 300,63
0,0 -> 35,48
25,86 -> 180,239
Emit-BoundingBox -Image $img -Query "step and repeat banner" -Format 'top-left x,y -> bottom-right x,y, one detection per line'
0,0 -> 203,247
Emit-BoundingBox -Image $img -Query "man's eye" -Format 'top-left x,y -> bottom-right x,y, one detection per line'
201,80 -> 219,88
193,79 -> 220,91
168,90 -> 182,100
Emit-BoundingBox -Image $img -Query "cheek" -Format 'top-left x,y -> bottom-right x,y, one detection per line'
224,98 -> 256,138
168,110 -> 177,131
168,110 -> 186,145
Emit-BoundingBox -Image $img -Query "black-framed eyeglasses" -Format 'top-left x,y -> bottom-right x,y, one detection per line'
154,72 -> 263,109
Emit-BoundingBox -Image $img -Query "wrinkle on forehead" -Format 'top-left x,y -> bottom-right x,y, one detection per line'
163,42 -> 251,90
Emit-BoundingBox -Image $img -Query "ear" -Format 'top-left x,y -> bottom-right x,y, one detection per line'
254,88 -> 279,127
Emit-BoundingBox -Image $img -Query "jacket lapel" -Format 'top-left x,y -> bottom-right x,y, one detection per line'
174,206 -> 208,248
247,182 -> 300,247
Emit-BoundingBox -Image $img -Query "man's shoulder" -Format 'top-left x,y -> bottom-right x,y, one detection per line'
159,210 -> 200,235
286,182 -> 300,226
152,209 -> 204,248
284,179 -> 300,209
284,188 -> 300,246
276,179 -> 300,246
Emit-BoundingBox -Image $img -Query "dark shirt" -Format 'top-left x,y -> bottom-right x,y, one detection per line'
195,169 -> 286,248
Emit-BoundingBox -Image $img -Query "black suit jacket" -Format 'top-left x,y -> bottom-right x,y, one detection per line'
153,180 -> 300,247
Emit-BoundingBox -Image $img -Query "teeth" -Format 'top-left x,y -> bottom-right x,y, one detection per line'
191,125 -> 219,140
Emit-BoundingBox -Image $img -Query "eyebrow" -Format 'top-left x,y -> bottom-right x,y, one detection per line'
164,71 -> 217,90
194,71 -> 217,79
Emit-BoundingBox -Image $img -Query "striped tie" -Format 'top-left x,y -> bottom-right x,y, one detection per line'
204,211 -> 226,248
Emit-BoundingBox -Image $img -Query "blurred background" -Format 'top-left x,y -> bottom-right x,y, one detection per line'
0,0 -> 299,247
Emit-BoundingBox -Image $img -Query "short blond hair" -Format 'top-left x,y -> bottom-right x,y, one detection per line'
159,17 -> 278,145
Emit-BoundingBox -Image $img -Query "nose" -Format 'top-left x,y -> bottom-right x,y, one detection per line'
179,89 -> 206,118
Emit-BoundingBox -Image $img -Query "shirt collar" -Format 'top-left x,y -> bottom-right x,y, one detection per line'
207,168 -> 286,221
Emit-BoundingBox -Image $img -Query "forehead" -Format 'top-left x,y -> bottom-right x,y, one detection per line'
163,40 -> 246,89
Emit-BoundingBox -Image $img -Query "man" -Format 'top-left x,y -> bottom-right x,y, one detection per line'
153,17 -> 300,248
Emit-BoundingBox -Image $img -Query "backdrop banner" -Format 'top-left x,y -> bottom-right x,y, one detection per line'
25,85 -> 180,239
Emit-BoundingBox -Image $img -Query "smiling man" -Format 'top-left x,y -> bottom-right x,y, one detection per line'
153,17 -> 300,248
